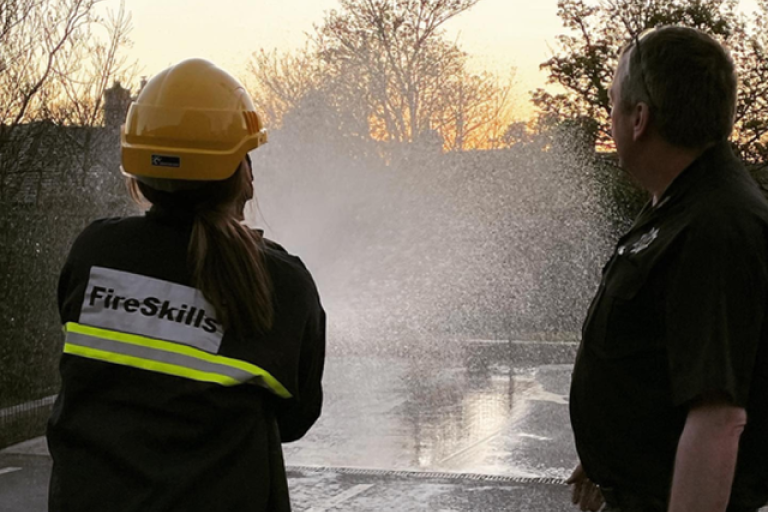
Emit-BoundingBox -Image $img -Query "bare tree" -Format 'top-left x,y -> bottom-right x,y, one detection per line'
246,45 -> 375,159
47,1 -> 137,181
46,1 -> 136,128
0,0 -> 137,202
0,0 -> 138,413
312,0 -> 508,148
0,0 -> 99,127
248,0 -> 517,151
245,46 -> 327,129
436,68 -> 518,150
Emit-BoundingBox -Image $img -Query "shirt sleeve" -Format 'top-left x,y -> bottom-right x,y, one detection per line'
664,220 -> 767,407
57,260 -> 73,322
272,281 -> 326,443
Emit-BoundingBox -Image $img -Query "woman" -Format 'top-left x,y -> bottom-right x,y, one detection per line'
47,59 -> 325,512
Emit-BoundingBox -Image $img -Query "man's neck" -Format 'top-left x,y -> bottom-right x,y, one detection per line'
635,140 -> 706,205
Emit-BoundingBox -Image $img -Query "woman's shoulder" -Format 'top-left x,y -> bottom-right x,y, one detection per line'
261,238 -> 310,274
261,238 -> 319,296
67,215 -> 182,264
79,215 -> 147,234
70,216 -> 141,247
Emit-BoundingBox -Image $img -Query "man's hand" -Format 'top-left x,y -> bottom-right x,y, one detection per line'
567,463 -> 604,511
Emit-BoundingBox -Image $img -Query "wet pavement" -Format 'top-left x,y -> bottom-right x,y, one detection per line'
0,341 -> 588,511
284,345 -> 577,479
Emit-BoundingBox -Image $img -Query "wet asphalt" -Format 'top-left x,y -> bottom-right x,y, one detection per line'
1,341 -> 587,511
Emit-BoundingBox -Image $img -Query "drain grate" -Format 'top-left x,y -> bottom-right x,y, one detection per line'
0,395 -> 57,420
286,465 -> 566,486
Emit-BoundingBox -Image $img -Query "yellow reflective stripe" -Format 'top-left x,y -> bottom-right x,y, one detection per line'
64,322 -> 291,398
64,343 -> 239,386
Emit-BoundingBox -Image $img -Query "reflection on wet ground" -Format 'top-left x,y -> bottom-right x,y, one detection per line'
284,341 -> 578,480
0,341 -> 583,511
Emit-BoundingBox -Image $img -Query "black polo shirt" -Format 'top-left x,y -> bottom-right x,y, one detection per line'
570,142 -> 768,510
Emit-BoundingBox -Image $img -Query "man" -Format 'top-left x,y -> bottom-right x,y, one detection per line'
568,27 -> 768,512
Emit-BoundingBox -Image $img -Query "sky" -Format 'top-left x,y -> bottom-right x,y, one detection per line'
106,0 -> 761,119
104,0 -> 564,114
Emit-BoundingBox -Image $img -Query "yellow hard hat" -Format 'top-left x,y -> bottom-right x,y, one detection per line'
121,58 -> 267,181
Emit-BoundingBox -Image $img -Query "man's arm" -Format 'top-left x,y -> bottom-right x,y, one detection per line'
667,396 -> 747,512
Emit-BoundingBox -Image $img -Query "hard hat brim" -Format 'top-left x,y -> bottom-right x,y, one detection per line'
121,128 -> 267,181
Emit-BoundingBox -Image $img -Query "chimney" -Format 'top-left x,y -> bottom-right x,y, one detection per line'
103,81 -> 132,129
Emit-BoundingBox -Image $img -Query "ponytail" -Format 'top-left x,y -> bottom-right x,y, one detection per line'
132,163 -> 274,336
189,207 -> 274,335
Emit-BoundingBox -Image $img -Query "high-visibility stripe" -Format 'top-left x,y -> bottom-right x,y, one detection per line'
64,343 -> 241,386
64,332 -> 255,385
63,322 -> 291,398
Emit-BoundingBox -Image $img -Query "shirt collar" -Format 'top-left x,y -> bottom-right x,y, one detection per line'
655,140 -> 736,209
146,202 -> 197,225
629,141 -> 736,232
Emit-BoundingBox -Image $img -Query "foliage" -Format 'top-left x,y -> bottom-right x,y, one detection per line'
536,0 -> 768,167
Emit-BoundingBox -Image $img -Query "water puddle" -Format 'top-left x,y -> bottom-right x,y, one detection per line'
284,343 -> 578,479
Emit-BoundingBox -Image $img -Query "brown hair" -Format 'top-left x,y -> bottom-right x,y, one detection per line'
128,162 -> 274,336
618,26 -> 737,148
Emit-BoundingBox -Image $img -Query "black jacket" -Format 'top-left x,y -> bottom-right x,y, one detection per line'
47,207 -> 325,512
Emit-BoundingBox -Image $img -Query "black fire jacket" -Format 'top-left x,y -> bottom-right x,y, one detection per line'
47,205 -> 325,512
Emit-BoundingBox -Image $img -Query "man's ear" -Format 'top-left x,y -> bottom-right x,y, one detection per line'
632,102 -> 651,141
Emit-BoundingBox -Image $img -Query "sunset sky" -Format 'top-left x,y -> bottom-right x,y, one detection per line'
107,0 -> 762,120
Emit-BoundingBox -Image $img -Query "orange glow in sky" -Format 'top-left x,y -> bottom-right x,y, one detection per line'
105,0 -> 559,120
109,0 -> 761,120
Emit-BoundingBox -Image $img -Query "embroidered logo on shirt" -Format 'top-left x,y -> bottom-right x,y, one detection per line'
630,227 -> 659,255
